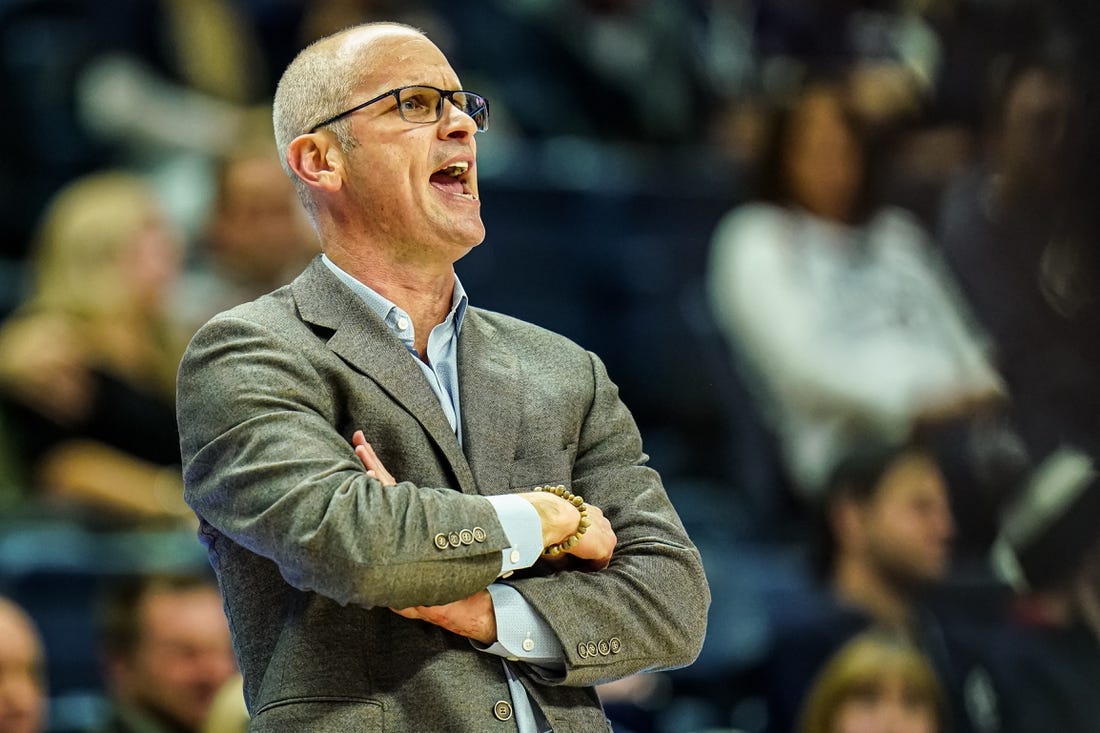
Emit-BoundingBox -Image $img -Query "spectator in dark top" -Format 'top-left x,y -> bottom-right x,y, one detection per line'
0,171 -> 190,523
755,439 -> 1001,733
981,446 -> 1100,733
937,52 -> 1100,460
92,573 -> 236,733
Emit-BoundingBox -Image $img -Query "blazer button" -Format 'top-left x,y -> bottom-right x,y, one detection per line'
459,528 -> 474,545
609,637 -> 622,654
586,642 -> 598,658
472,527 -> 487,543
493,700 -> 513,721
598,640 -> 610,656
433,533 -> 449,550
577,642 -> 589,658
448,531 -> 462,548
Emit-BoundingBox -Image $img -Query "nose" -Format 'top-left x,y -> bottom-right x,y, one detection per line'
438,98 -> 477,140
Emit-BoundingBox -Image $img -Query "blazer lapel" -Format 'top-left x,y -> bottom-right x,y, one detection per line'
291,258 -> 477,493
458,310 -> 522,496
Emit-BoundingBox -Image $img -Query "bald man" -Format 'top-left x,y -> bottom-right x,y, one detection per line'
0,597 -> 47,733
177,21 -> 708,732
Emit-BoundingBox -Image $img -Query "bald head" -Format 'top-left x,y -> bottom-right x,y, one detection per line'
0,597 -> 47,733
273,22 -> 426,171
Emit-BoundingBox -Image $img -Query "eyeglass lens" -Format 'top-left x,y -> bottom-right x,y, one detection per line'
398,87 -> 488,131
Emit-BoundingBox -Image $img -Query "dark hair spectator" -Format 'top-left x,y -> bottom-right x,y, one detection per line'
93,573 -> 236,733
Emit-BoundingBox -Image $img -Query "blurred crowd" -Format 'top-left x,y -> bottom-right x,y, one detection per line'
1,0 -> 1099,732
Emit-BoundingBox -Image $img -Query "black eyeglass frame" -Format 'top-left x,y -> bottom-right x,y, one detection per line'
307,85 -> 489,134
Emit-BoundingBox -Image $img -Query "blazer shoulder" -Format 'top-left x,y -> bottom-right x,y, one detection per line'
468,307 -> 584,350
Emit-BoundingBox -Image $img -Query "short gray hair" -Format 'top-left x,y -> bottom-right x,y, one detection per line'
271,22 -> 423,217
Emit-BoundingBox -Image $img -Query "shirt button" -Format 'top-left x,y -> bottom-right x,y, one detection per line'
508,549 -> 521,564
493,700 -> 513,721
396,317 -> 409,330
522,638 -> 535,652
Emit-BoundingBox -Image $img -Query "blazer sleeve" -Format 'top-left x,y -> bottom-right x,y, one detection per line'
177,312 -> 508,610
503,350 -> 710,686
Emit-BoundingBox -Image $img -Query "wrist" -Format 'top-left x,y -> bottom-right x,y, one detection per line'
531,485 -> 589,556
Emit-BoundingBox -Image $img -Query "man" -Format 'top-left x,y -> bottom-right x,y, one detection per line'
758,441 -> 1000,733
984,446 -> 1100,733
176,21 -> 709,732
94,574 -> 237,733
176,132 -> 319,334
0,596 -> 47,733
819,442 -> 956,631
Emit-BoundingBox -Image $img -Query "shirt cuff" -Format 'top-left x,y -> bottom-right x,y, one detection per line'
473,584 -> 565,668
485,494 -> 543,576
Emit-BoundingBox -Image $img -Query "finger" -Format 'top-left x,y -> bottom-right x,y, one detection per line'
356,441 -> 397,486
390,606 -> 423,620
352,430 -> 368,448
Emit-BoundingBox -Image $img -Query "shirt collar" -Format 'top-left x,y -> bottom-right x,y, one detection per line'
321,253 -> 468,336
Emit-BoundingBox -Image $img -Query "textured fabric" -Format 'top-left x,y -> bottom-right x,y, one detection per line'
176,257 -> 710,732
323,254 -> 555,730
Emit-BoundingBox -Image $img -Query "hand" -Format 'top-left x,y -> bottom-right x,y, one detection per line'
352,430 -> 396,486
560,501 -> 615,570
391,589 -> 497,644
521,491 -> 616,570
0,315 -> 92,425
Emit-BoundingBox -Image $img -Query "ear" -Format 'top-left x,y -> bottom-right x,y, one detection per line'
831,496 -> 867,553
286,133 -> 344,195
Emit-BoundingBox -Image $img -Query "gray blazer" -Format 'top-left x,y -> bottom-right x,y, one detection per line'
177,257 -> 709,732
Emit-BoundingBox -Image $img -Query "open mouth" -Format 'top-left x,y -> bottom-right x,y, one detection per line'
430,160 -> 477,200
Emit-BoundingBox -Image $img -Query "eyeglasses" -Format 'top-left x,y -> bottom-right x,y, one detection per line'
308,85 -> 490,133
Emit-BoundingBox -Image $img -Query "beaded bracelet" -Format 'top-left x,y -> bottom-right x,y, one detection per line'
534,484 -> 590,556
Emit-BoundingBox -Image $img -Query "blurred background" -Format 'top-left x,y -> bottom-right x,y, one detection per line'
1,1 -> 1099,732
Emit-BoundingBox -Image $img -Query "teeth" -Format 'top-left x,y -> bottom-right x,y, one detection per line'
442,161 -> 469,177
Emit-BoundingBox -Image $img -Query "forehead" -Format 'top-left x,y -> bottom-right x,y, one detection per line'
346,30 -> 458,93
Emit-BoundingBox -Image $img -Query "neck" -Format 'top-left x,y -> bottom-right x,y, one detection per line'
834,556 -> 913,630
325,243 -> 455,358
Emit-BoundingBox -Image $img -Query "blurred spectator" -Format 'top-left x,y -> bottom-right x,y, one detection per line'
937,51 -> 1100,461
450,0 -> 736,144
294,0 -> 455,49
0,596 -> 47,733
707,78 -> 1004,502
92,573 -> 236,733
815,441 -> 955,631
752,0 -> 941,127
175,130 -> 318,333
0,172 -> 190,523
755,439 -> 1000,733
798,629 -> 946,733
980,446 -> 1100,733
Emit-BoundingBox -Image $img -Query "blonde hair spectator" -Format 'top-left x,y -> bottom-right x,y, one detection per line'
799,630 -> 946,733
0,170 -> 190,521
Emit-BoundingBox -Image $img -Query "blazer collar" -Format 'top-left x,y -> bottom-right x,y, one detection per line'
291,257 -> 479,493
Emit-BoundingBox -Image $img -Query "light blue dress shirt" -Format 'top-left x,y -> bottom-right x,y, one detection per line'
322,255 -> 563,732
